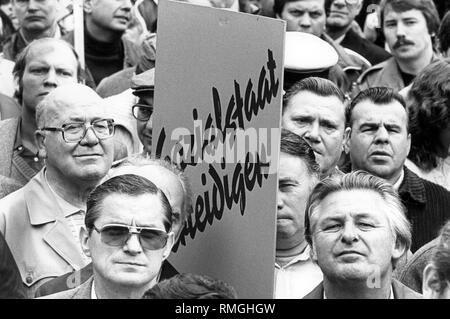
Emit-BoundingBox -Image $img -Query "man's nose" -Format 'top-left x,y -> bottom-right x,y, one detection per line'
303,122 -> 320,143
123,233 -> 143,255
145,114 -> 153,131
396,22 -> 407,37
120,0 -> 132,10
276,190 -> 284,210
27,0 -> 40,11
341,222 -> 359,244
374,126 -> 389,143
79,126 -> 100,146
43,69 -> 58,87
299,14 -> 312,28
332,0 -> 346,9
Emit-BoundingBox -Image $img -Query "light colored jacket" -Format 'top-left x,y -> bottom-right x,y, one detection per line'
0,169 -> 88,298
38,276 -> 93,299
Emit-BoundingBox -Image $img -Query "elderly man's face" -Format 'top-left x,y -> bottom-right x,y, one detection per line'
310,189 -> 404,282
82,193 -> 173,290
21,41 -> 78,112
383,8 -> 433,61
345,99 -> 411,184
278,0 -> 326,36
13,0 -> 59,32
282,91 -> 345,177
277,152 -> 317,250
87,0 -> 132,33
326,0 -> 362,30
38,91 -> 114,185
111,165 -> 185,241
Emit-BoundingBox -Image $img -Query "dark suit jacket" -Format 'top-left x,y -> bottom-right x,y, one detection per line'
303,279 -> 422,299
399,168 -> 450,252
340,28 -> 391,66
34,260 -> 179,297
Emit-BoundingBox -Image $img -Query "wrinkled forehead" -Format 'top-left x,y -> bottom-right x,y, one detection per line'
111,165 -> 185,211
310,189 -> 391,224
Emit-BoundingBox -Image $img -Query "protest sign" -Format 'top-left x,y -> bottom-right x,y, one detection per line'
152,0 -> 285,298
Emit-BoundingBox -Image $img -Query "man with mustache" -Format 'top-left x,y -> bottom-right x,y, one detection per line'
303,171 -> 421,299
282,77 -> 346,179
0,38 -> 81,190
345,87 -> 450,252
326,0 -> 391,66
0,83 -> 115,297
2,0 -> 63,61
356,0 -> 440,93
63,0 -> 140,86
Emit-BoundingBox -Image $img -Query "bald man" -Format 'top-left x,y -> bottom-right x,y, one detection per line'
0,83 -> 115,297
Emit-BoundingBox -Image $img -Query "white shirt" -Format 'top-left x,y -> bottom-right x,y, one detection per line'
323,285 -> 395,299
274,245 -> 323,299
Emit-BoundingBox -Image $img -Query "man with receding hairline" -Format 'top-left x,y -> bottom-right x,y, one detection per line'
0,83 -> 115,297
0,38 -> 81,190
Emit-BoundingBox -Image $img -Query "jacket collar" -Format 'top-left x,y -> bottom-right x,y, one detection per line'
23,169 -> 86,268
398,167 -> 426,204
24,168 -> 62,225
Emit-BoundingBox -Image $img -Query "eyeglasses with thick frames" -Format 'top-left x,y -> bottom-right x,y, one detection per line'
92,223 -> 169,250
132,104 -> 153,121
40,118 -> 115,143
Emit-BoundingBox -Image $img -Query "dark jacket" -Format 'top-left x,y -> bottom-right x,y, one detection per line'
34,260 -> 179,298
0,232 -> 26,299
398,167 -> 450,252
340,28 -> 391,66
303,279 -> 422,299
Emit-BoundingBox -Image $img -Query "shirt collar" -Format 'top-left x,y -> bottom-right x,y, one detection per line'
91,281 -> 97,299
323,285 -> 394,299
275,245 -> 312,268
392,169 -> 404,191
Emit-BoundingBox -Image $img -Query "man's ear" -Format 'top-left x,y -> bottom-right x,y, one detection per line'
35,130 -> 47,159
422,264 -> 439,299
84,0 -> 93,13
344,127 -> 352,154
162,232 -> 174,260
80,227 -> 91,258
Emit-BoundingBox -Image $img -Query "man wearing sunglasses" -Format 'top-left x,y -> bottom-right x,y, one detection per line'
41,174 -> 174,299
34,154 -> 192,297
0,83 -> 115,298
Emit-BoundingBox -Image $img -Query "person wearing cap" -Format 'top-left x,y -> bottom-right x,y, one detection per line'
283,31 -> 339,91
130,68 -> 155,155
273,0 -> 369,96
326,0 -> 391,66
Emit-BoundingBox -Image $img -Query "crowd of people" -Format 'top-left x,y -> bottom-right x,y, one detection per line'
0,0 -> 450,299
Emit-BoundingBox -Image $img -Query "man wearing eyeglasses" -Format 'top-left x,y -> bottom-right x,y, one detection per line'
0,83 -> 115,298
40,174 -> 174,299
130,68 -> 155,155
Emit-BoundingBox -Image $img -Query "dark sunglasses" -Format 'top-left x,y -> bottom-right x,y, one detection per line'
93,224 -> 169,250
